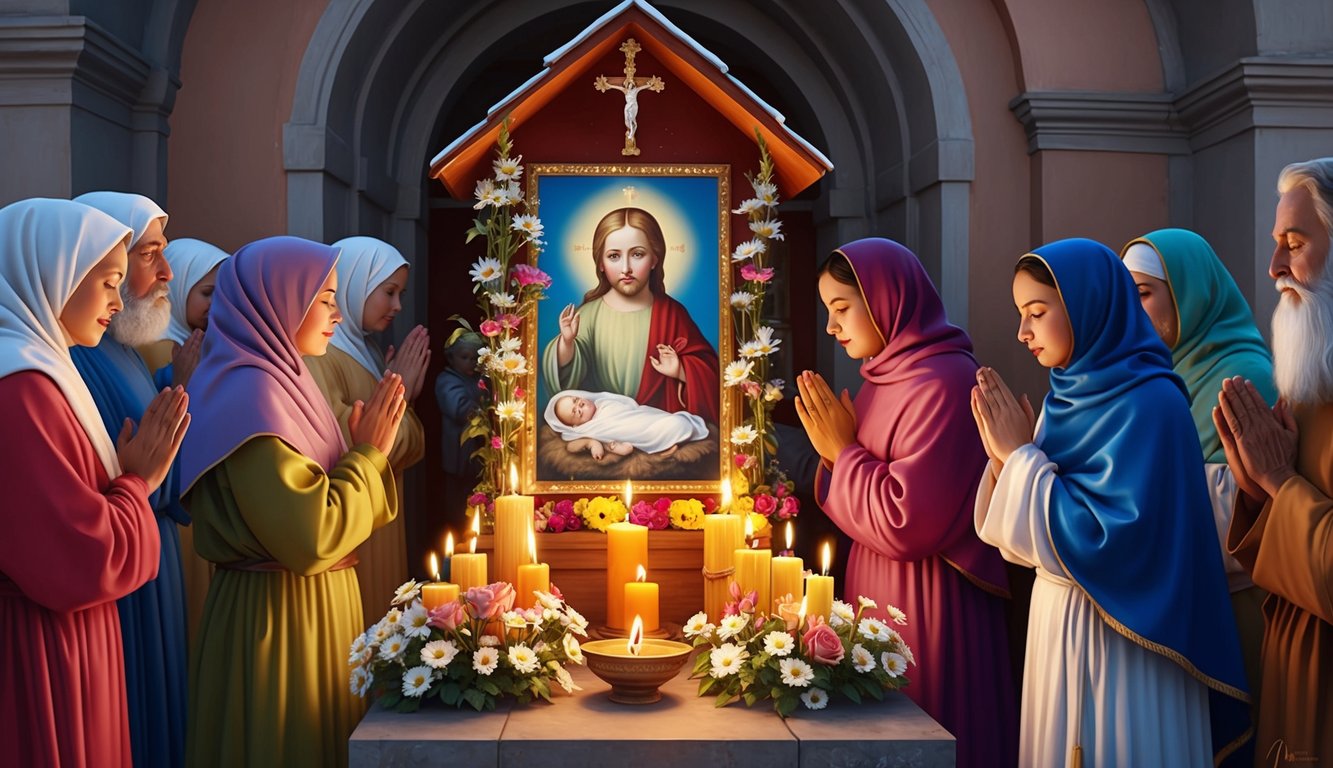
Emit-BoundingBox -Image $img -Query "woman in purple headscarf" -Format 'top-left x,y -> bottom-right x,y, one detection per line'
795,238 -> 1017,768
181,236 -> 406,768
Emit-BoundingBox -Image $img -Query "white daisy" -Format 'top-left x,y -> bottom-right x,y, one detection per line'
800,687 -> 829,710
379,608 -> 404,633
493,154 -> 523,181
563,606 -> 589,636
495,399 -> 525,422
401,604 -> 431,639
851,643 -> 876,673
502,610 -> 528,630
752,181 -> 779,205
562,632 -> 584,664
682,612 -> 713,639
732,198 -> 764,215
779,657 -> 815,688
552,664 -> 581,693
420,639 -> 459,669
882,651 -> 907,678
708,643 -> 748,677
749,218 -> 785,241
349,666 -> 370,697
729,291 -> 755,309
730,425 -> 759,446
738,341 -> 764,359
348,634 -> 368,666
717,614 -> 749,640
750,326 -> 780,356
535,590 -> 563,611
494,351 -> 528,376
487,291 -> 517,308
378,633 -> 407,661
857,596 -> 878,610
763,631 -> 795,657
469,257 -> 503,283
391,580 -> 421,606
723,359 -> 755,387
401,665 -> 434,698
830,600 -> 855,624
479,634 -> 501,647
494,182 -> 522,207
730,239 -> 766,263
885,604 -> 908,626
857,617 -> 893,643
473,647 -> 500,675
507,644 -> 540,674
473,178 -> 498,209
898,642 -> 916,667
510,214 -> 544,242
371,622 -> 393,644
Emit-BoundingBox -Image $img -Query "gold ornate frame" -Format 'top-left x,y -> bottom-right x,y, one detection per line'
521,163 -> 733,496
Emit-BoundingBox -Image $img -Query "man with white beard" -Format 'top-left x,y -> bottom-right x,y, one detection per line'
1215,157 -> 1333,763
69,192 -> 189,768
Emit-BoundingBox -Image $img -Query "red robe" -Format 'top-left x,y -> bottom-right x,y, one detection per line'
0,371 -> 159,767
634,294 -> 720,424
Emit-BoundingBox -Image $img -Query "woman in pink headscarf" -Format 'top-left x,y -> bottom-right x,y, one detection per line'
795,238 -> 1017,768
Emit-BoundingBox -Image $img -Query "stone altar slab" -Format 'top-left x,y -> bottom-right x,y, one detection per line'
350,664 -> 954,767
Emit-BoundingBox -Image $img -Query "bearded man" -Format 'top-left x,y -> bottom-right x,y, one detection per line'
70,191 -> 189,768
1216,157 -> 1333,763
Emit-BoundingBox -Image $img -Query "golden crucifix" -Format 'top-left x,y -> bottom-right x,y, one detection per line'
594,38 -> 665,156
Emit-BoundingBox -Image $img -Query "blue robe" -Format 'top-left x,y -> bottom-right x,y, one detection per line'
72,338 -> 187,768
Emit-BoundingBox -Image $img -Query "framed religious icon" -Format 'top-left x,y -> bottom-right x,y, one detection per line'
522,163 -> 733,495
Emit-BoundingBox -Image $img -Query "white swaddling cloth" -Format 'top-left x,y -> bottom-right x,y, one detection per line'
544,390 -> 708,453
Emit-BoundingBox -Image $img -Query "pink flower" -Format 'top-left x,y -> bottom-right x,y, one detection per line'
803,618 -> 845,665
722,601 -> 739,617
496,313 -> 522,330
428,600 -> 466,632
776,597 -> 802,632
491,436 -> 503,450
514,387 -> 525,399
550,583 -> 564,600
733,453 -> 751,469
480,319 -> 502,337
477,378 -> 487,391
554,499 -> 575,518
629,500 -> 668,529
753,493 -> 777,517
547,513 -> 567,533
465,582 -> 515,620
740,264 -> 775,283
702,497 -> 719,514
778,496 -> 800,519
467,492 -> 490,507
774,482 -> 788,499
653,496 -> 672,514
510,263 -> 552,289
739,380 -> 762,399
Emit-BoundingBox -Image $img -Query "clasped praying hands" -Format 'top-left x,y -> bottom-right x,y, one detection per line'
970,366 -> 1035,467
794,370 -> 858,466
1213,375 -> 1298,501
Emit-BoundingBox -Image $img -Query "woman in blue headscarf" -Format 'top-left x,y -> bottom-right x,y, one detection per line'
971,238 -> 1250,766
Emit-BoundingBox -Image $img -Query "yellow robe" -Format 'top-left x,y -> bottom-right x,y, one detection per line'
184,437 -> 396,768
137,339 -> 174,375
306,346 -> 424,622
1228,403 -> 1333,764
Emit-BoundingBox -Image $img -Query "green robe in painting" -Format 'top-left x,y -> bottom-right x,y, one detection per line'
184,436 -> 396,768
541,297 -> 652,399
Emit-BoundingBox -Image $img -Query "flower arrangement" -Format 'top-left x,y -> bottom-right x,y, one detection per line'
685,587 -> 914,715
350,580 -> 589,712
533,496 -> 787,534
727,132 -> 797,519
459,118 -> 550,500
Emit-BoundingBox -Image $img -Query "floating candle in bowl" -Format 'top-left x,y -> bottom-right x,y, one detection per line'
581,616 -> 693,704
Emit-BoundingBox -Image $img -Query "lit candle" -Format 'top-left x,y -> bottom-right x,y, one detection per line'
494,463 -> 533,587
515,527 -> 550,609
452,514 -> 488,592
702,509 -> 743,622
770,522 -> 804,613
441,532 -> 454,582
421,552 -> 460,610
733,516 -> 770,616
606,520 -> 648,630
623,564 -> 659,632
626,615 -> 645,657
804,541 -> 835,624
720,477 -> 733,513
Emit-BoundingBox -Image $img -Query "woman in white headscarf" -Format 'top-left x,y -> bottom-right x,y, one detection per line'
0,198 -> 188,767
139,237 -> 229,383
306,236 -> 428,622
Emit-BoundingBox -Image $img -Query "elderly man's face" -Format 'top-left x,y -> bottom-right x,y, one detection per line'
1270,185 -> 1331,288
126,218 -> 171,301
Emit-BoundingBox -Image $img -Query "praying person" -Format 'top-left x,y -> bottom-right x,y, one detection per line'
139,237 -> 227,388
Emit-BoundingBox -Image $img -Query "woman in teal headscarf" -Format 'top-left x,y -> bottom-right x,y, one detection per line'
1121,228 -> 1274,726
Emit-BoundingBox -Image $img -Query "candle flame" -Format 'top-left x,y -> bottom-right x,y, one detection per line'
743,513 -> 754,540
445,532 -> 455,558
627,615 -> 645,656
509,463 -> 519,494
527,526 -> 537,565
624,479 -> 633,509
635,564 -> 646,582
720,477 -> 733,511
821,541 -> 832,577
428,552 -> 440,582
785,521 -> 794,552
470,511 -> 480,554
798,595 -> 808,629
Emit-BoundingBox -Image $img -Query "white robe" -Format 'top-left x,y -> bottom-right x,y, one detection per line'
1204,462 -> 1255,593
544,390 -> 707,453
975,442 -> 1214,767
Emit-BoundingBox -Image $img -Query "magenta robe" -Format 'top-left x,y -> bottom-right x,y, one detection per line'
814,238 -> 1017,768
0,371 -> 160,767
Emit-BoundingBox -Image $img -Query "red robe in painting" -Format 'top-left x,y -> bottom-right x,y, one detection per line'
635,294 -> 720,425
0,371 -> 159,768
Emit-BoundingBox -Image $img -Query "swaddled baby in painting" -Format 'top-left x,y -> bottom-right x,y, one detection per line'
544,389 -> 708,460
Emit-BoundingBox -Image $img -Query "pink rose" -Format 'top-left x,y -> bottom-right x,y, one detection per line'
514,387 -> 525,399
778,496 -> 800,519
491,436 -> 503,450
480,319 -> 502,337
653,497 -> 672,515
510,263 -> 552,289
465,582 -> 516,620
753,493 -> 776,517
496,313 -> 522,330
702,497 -> 718,514
546,513 -> 566,533
803,618 -> 845,665
467,492 -> 490,507
554,499 -> 575,518
428,600 -> 467,632
740,264 -> 775,283
733,453 -> 751,469
774,482 -> 788,499
739,380 -> 761,399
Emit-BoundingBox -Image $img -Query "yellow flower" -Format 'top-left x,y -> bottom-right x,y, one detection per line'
730,470 -> 751,497
747,512 -> 769,535
669,498 -> 705,530
581,496 -> 627,532
732,496 -> 755,515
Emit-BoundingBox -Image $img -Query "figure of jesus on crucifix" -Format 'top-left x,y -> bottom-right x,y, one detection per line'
594,38 -> 665,156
